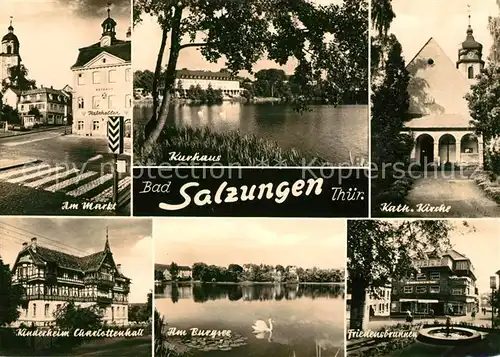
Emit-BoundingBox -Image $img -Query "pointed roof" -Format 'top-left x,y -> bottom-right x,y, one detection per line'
443,249 -> 469,261
104,226 -> 111,252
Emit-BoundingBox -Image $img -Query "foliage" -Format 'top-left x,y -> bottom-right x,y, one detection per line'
0,257 -> 24,326
53,302 -> 102,347
489,11 -> 500,64
371,0 -> 395,38
28,107 -> 42,119
0,104 -> 20,124
155,309 -> 189,357
184,84 -> 223,104
134,69 -> 155,95
129,293 -> 153,322
133,0 -> 368,153
2,64 -> 36,91
347,220 -> 455,329
133,124 -> 327,166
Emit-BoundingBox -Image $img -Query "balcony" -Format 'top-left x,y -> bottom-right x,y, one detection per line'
414,258 -> 453,270
96,296 -> 112,306
19,293 -> 97,302
84,277 -> 115,289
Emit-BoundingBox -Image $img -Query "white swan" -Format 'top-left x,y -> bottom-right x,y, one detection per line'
252,318 -> 274,333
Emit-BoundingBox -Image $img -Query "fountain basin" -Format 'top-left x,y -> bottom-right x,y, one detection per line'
417,327 -> 481,345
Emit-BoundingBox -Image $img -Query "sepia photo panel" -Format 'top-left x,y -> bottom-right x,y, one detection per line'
371,0 -> 500,218
0,0 -> 132,216
0,217 -> 153,356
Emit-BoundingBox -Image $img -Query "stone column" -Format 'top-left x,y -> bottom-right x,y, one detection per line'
433,141 -> 439,165
455,135 -> 461,164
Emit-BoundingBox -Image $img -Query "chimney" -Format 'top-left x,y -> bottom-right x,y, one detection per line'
116,264 -> 121,273
31,237 -> 37,251
22,242 -> 28,249
126,27 -> 131,39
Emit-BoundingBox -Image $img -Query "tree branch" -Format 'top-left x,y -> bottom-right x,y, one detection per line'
179,42 -> 209,50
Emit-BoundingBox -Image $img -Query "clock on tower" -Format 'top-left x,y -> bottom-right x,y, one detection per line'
100,4 -> 117,48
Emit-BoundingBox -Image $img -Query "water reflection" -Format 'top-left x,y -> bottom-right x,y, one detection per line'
156,283 -> 344,304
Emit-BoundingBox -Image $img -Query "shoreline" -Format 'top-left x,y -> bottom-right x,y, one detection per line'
155,280 -> 344,285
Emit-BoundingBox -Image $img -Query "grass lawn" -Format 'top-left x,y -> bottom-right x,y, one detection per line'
134,125 -> 328,166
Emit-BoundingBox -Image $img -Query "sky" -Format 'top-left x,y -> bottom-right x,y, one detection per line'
447,220 -> 499,295
154,218 -> 346,270
133,0 -> 346,75
0,218 -> 153,304
0,0 -> 131,89
391,0 -> 498,64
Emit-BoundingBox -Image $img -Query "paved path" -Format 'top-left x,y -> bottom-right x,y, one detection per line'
407,175 -> 500,217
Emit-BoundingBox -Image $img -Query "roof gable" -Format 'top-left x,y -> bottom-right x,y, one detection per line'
406,38 -> 471,118
71,41 -> 130,69
84,51 -> 127,69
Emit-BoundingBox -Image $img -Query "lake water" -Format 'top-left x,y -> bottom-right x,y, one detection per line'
156,283 -> 345,357
134,102 -> 367,165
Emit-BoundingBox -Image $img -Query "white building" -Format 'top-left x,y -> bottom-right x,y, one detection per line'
405,20 -> 485,168
175,69 -> 244,99
70,7 -> 131,137
10,235 -> 130,327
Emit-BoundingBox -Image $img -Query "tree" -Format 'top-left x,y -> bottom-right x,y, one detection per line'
0,104 -> 20,124
347,220 -> 455,329
371,0 -> 395,38
465,66 -> 500,174
28,107 -> 42,121
0,257 -> 24,326
488,1 -> 500,64
134,70 -> 155,94
2,64 -> 36,91
53,302 -> 102,347
134,0 -> 368,157
169,262 -> 179,280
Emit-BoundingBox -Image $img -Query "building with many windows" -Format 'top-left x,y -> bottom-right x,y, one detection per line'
391,249 -> 479,316
174,69 -> 244,99
70,7 -> 131,137
17,86 -> 71,125
10,234 -> 130,327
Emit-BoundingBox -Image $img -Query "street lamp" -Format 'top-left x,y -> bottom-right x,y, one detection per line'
490,276 -> 497,328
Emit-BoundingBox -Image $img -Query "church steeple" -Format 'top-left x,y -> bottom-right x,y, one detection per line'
100,2 -> 117,47
104,226 -> 111,252
456,7 -> 484,82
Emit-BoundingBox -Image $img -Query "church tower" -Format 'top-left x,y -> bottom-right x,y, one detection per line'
456,14 -> 484,83
100,3 -> 117,48
0,17 -> 21,85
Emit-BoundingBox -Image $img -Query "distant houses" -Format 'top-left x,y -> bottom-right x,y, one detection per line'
155,263 -> 192,282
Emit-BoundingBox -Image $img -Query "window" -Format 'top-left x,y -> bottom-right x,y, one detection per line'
78,73 -> 84,85
456,261 -> 468,270
125,68 -> 131,82
93,71 -> 101,84
452,288 -> 463,295
430,272 -> 440,280
78,97 -> 84,109
416,286 -> 427,294
125,94 -> 132,108
92,96 -> 101,109
108,70 -> 117,83
468,66 -> 474,79
6,45 -> 12,54
429,286 -> 440,293
416,273 -> 427,280
44,304 -> 49,317
93,120 -> 100,131
108,95 -> 116,109
77,121 -> 84,131
33,303 -> 36,317
403,286 -> 413,293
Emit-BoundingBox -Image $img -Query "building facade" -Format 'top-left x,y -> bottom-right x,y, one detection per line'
174,69 -> 244,99
17,87 -> 71,125
1,20 -> 21,86
10,235 -> 130,327
405,22 -> 484,168
70,8 -> 131,137
346,281 -> 392,318
391,250 -> 479,316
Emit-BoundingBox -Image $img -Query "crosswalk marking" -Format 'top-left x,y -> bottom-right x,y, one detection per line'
0,164 -> 50,180
45,172 -> 98,192
67,174 -> 113,197
0,160 -> 130,206
7,166 -> 66,184
25,168 -> 80,188
90,177 -> 131,202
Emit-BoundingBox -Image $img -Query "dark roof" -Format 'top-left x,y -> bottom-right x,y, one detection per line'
443,249 -> 469,261
21,87 -> 67,96
71,40 -> 131,68
155,263 -> 191,271
2,26 -> 18,44
24,245 -> 129,280
461,26 -> 482,51
176,69 -> 238,81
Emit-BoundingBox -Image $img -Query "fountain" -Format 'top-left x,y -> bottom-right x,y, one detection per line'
417,317 -> 482,345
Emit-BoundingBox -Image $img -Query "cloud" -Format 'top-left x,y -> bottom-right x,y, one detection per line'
55,0 -> 131,18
